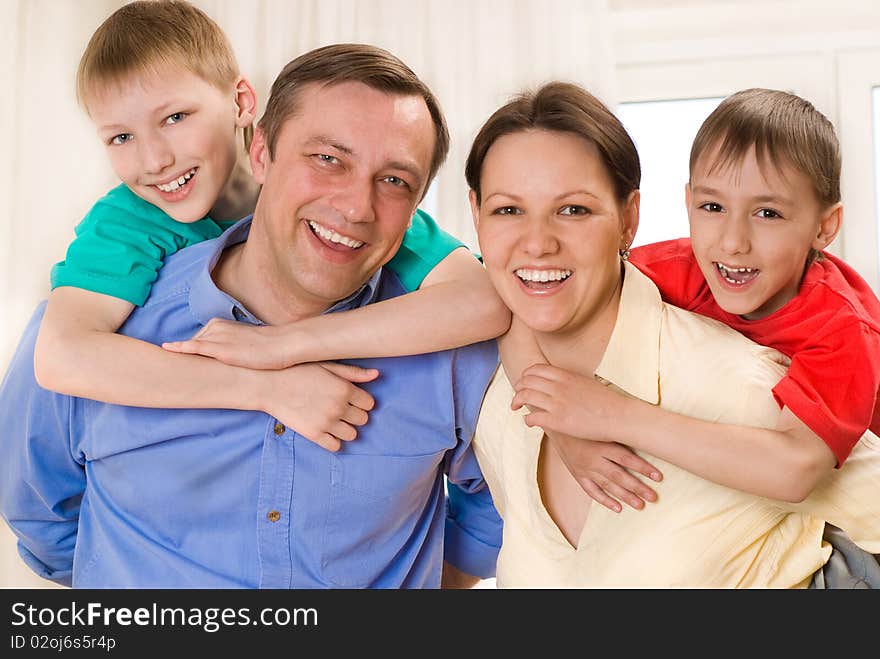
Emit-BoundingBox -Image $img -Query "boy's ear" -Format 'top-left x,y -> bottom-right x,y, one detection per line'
684,181 -> 692,211
249,126 -> 270,184
621,189 -> 640,250
813,202 -> 843,251
469,189 -> 481,231
232,76 -> 258,128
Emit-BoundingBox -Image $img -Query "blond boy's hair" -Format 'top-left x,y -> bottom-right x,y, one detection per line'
77,0 -> 240,109
690,88 -> 841,208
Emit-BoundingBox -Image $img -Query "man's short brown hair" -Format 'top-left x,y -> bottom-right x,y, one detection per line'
258,43 -> 449,199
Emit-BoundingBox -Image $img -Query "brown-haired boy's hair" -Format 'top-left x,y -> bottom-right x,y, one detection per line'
689,88 -> 841,208
76,0 -> 240,109
465,81 -> 640,206
258,43 -> 450,199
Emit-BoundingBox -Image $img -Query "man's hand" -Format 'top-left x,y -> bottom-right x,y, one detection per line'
546,431 -> 661,513
260,362 -> 378,452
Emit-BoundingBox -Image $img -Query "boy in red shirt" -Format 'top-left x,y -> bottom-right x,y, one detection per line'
511,88 -> 880,513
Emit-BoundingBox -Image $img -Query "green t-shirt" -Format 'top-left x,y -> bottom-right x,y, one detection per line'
51,184 -> 463,306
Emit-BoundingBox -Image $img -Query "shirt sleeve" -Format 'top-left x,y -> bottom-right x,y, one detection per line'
630,238 -> 709,311
385,208 -> 466,293
442,340 -> 503,578
0,303 -> 84,586
772,318 -> 880,466
50,186 -> 225,306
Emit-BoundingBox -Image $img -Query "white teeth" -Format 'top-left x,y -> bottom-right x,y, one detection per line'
716,262 -> 756,275
308,220 -> 365,249
156,168 -> 196,193
515,268 -> 572,283
716,262 -> 758,285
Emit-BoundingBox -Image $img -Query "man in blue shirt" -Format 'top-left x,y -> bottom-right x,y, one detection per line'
0,44 -> 501,588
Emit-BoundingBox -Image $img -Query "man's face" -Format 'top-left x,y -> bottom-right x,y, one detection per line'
248,81 -> 435,315
88,69 -> 245,223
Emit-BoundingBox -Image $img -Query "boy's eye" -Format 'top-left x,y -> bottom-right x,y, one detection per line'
110,133 -> 133,146
492,206 -> 522,216
165,112 -> 187,125
756,208 -> 781,219
559,204 -> 589,216
699,202 -> 724,213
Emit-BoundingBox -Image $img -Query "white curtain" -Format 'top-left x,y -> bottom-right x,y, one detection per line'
0,0 -> 613,587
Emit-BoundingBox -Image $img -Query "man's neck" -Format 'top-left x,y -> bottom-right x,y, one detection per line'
211,233 -> 331,327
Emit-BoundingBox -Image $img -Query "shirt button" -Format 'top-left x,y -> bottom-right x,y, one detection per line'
267,510 -> 281,523
274,422 -> 285,436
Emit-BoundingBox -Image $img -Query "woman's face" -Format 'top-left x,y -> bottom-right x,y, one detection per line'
472,129 -> 637,336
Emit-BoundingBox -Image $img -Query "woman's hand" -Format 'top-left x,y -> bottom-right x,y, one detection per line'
546,431 -> 661,512
163,319 -> 301,369
259,362 -> 379,452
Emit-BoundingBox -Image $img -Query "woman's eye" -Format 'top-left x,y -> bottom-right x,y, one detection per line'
165,112 -> 187,125
699,202 -> 723,213
110,133 -> 132,146
756,208 -> 781,219
493,206 -> 521,216
559,205 -> 589,216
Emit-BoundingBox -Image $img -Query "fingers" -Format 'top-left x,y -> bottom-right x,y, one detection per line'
342,405 -> 369,427
321,362 -> 380,384
578,477 -> 625,513
511,389 -> 554,414
614,447 -> 663,483
520,363 -> 568,382
599,467 -> 657,508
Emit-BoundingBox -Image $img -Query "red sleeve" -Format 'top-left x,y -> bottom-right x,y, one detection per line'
771,319 -> 880,466
629,239 -> 709,311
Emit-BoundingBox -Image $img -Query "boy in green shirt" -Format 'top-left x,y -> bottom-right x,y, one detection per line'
36,0 -> 509,450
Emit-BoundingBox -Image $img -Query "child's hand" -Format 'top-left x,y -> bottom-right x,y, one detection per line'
546,431 -> 662,513
163,319 -> 297,369
511,363 -> 623,441
263,362 -> 379,452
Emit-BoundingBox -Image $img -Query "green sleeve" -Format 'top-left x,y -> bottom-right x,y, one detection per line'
385,208 -> 467,292
50,184 -> 227,306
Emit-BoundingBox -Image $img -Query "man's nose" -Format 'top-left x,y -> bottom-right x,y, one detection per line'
139,133 -> 174,175
331,178 -> 376,224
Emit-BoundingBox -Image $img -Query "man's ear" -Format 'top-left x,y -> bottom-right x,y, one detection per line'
469,189 -> 480,231
813,202 -> 842,251
621,189 -> 640,250
249,127 -> 270,184
232,76 -> 258,128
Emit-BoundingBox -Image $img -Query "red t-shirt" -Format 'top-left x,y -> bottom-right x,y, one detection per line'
631,238 -> 880,465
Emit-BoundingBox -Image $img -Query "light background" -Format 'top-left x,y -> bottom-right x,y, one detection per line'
4,0 -> 880,588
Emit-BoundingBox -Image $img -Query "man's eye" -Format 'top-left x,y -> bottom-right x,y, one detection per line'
559,205 -> 589,216
165,112 -> 187,125
756,208 -> 781,219
493,206 -> 521,216
699,202 -> 723,213
382,175 -> 410,189
316,154 -> 340,164
110,133 -> 133,146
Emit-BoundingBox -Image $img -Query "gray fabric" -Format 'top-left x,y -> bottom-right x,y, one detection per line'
809,524 -> 880,589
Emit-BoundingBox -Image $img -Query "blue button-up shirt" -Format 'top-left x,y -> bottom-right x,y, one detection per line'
0,218 -> 501,588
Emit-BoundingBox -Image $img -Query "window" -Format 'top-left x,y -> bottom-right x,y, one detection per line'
616,97 -> 722,247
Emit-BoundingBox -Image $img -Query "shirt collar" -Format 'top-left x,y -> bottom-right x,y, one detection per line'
593,261 -> 663,405
188,215 -> 383,326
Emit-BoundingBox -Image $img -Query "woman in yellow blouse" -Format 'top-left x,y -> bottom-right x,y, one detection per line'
466,81 -> 880,587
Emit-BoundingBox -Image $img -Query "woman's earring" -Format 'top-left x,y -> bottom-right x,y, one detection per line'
619,245 -> 630,261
